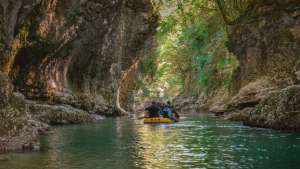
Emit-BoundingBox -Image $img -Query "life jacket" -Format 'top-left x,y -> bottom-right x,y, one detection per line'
163,107 -> 173,118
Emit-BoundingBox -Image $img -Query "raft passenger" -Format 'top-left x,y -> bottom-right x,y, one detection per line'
166,101 -> 180,121
145,101 -> 160,118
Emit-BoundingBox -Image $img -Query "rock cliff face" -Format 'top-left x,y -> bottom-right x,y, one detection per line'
0,0 -> 157,152
0,0 -> 157,114
225,0 -> 300,130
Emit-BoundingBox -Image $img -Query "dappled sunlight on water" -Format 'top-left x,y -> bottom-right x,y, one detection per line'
134,114 -> 300,169
134,123 -> 184,169
1,114 -> 300,169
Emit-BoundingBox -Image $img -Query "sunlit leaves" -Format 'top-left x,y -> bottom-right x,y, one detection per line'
151,0 -> 215,96
141,0 -> 240,98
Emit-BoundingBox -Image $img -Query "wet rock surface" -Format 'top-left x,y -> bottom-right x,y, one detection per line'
245,85 -> 300,130
224,78 -> 279,115
0,72 -> 46,153
27,101 -> 97,125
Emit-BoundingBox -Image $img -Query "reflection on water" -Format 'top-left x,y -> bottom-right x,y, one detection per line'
1,114 -> 300,169
135,123 -> 183,169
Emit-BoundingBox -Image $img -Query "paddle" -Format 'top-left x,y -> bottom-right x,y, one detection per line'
137,116 -> 145,119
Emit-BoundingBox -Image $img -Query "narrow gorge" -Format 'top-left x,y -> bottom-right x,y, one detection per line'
143,0 -> 300,131
0,0 -> 300,160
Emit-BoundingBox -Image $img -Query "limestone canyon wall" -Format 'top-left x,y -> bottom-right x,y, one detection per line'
0,0 -> 157,113
0,0 -> 157,151
226,0 -> 300,130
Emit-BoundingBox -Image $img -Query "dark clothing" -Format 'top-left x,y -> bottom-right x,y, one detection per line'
145,105 -> 160,118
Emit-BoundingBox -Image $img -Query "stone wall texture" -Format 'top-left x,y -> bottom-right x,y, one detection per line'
0,0 -> 157,151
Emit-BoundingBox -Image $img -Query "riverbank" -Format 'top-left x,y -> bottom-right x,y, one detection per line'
173,90 -> 300,132
0,99 -> 105,153
1,113 -> 300,169
0,73 -> 105,153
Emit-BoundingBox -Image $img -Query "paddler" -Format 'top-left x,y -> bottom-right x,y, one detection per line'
145,101 -> 160,118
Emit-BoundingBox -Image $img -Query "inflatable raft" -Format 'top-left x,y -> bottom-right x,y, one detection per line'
143,117 -> 177,123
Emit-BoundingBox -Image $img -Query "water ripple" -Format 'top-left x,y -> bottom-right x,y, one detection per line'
1,115 -> 300,169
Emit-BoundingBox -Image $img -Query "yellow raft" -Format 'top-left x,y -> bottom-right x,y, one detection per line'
143,117 -> 176,123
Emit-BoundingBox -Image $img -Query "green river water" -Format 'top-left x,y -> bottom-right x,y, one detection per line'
1,113 -> 300,169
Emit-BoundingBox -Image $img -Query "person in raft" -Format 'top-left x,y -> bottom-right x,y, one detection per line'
145,101 -> 160,118
162,101 -> 180,121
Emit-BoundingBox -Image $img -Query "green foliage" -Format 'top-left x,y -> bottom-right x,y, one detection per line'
158,16 -> 177,35
139,0 -> 240,99
140,52 -> 158,78
215,0 -> 254,25
194,55 -> 210,70
137,79 -> 151,97
217,55 -> 235,69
